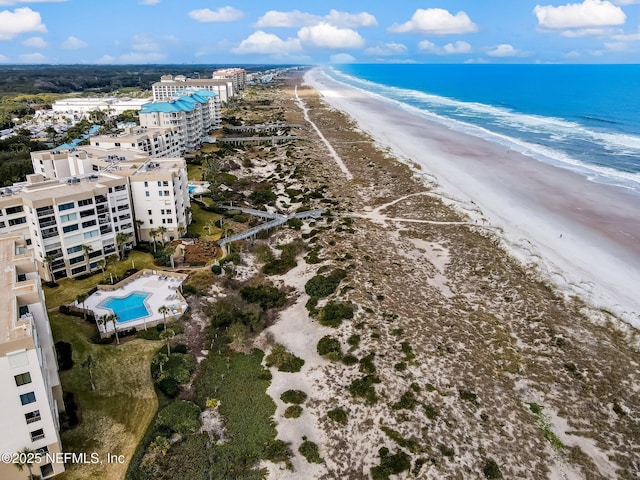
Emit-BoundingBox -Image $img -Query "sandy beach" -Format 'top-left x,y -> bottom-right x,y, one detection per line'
305,68 -> 640,329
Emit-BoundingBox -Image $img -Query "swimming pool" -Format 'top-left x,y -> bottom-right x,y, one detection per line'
188,185 -> 196,195
98,291 -> 151,322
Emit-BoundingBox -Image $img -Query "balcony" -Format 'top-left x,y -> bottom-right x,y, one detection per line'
26,413 -> 41,424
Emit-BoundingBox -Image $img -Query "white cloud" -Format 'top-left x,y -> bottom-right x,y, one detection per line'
18,52 -> 45,63
364,42 -> 408,56
0,1 -> 66,5
255,10 -> 317,27
389,8 -> 478,35
22,35 -> 46,47
560,27 -> 611,36
330,53 -> 355,63
129,33 -> 178,53
97,52 -> 166,64
418,40 -> 472,55
255,9 -> 377,29
188,6 -> 243,23
612,27 -> 640,40
298,22 -> 364,49
605,41 -> 630,50
325,9 -> 377,28
232,30 -> 301,55
95,54 -> 116,64
0,53 -> 9,62
487,44 -> 521,57
0,7 -> 46,40
139,0 -> 160,5
534,0 -> 626,29
613,0 -> 640,4
62,35 -> 86,49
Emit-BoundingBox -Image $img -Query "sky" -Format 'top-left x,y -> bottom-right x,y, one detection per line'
1,0 -> 640,64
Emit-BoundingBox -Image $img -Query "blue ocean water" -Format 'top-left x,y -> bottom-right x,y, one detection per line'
326,64 -> 640,194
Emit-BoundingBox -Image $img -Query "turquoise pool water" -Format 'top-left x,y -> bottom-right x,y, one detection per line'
188,185 -> 196,194
98,291 -> 150,322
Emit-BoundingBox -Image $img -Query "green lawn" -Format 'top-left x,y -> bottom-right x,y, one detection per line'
44,251 -> 158,308
50,311 -> 161,480
188,203 -> 223,241
187,164 -> 203,182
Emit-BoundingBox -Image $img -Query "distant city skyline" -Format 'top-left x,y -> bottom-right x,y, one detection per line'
1,0 -> 640,64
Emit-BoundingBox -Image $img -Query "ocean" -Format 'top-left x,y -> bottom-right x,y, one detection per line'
325,64 -> 640,195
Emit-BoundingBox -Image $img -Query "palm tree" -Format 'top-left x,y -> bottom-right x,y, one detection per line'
177,223 -> 186,238
157,226 -> 168,247
159,329 -> 175,355
134,219 -> 144,243
81,244 -> 93,273
158,305 -> 170,331
116,232 -> 130,260
96,259 -> 107,281
98,313 -> 120,345
76,293 -> 88,319
150,228 -> 159,252
14,447 -> 39,480
81,355 -> 97,391
153,352 -> 169,375
110,313 -> 120,345
43,254 -> 55,281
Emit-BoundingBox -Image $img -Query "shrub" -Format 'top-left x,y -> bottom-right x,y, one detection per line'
250,188 -> 277,206
348,375 -> 379,404
327,407 -> 348,424
280,390 -> 307,404
266,344 -> 305,372
240,285 -> 286,310
55,341 -> 73,371
233,214 -> 248,223
347,334 -> 361,348
342,354 -> 358,366
211,264 -> 222,275
287,218 -> 303,230
319,301 -> 354,328
317,336 -> 341,357
299,439 -> 322,464
370,448 -> 411,480
157,377 -> 180,398
392,391 -> 416,410
394,362 -> 407,371
284,405 -> 303,418
359,353 -> 376,374
304,269 -> 347,298
424,404 -> 439,420
483,458 -> 502,479
264,439 -> 292,465
155,400 -> 201,435
459,390 -> 478,404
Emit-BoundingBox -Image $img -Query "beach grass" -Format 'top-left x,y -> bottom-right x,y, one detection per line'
50,311 -> 161,480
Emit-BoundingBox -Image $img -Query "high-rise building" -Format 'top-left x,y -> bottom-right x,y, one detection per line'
139,90 -> 221,152
152,75 -> 233,104
0,233 -> 65,479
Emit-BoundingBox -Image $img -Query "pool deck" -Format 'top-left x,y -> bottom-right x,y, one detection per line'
81,269 -> 189,335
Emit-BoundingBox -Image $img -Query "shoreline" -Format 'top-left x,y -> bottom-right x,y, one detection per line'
305,67 -> 640,329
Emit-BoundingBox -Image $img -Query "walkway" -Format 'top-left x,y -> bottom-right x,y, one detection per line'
294,85 -> 354,181
217,205 -> 325,246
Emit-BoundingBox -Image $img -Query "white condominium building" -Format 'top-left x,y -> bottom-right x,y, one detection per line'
152,75 -> 233,104
139,90 -> 221,152
0,233 -> 65,480
0,172 -> 135,281
90,126 -> 184,158
25,146 -> 191,277
212,68 -> 247,93
51,97 -> 152,115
